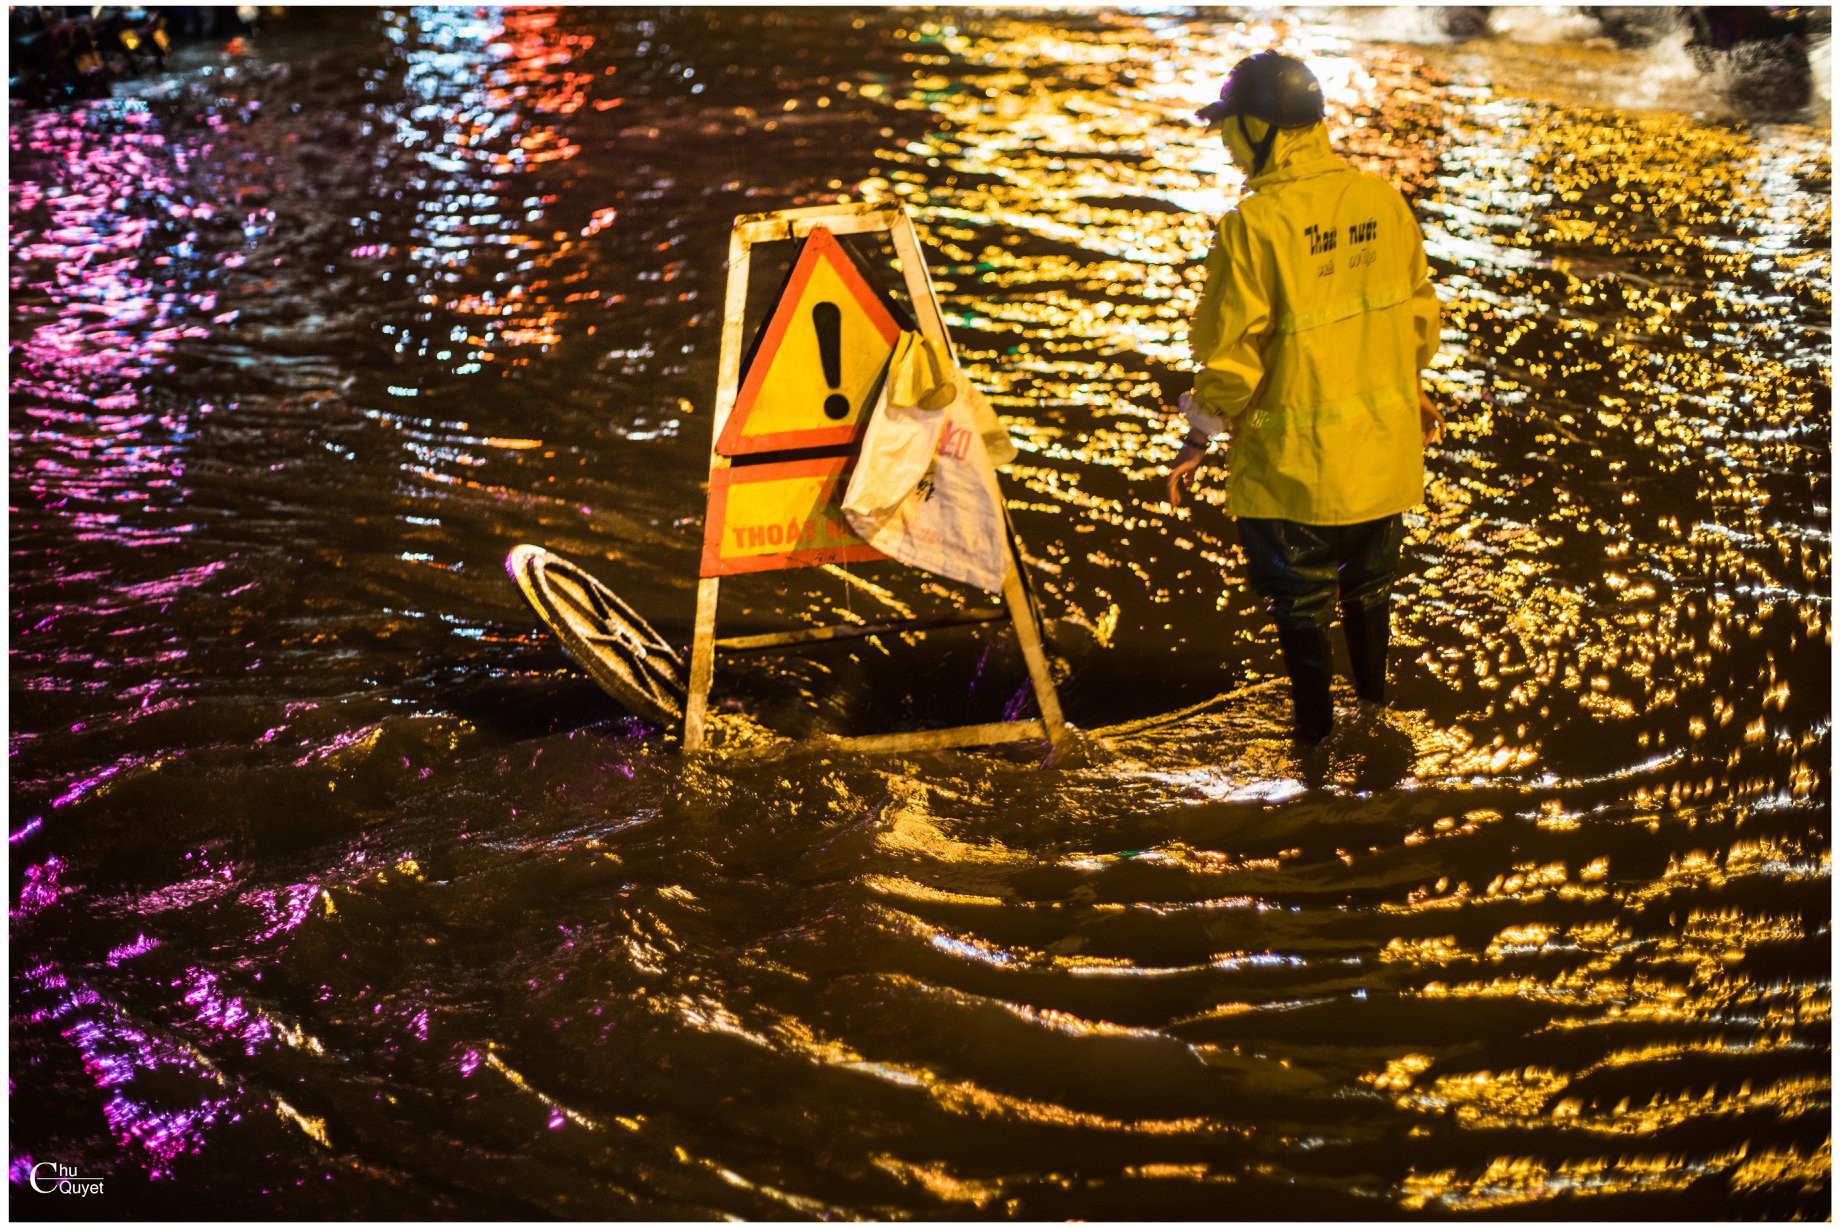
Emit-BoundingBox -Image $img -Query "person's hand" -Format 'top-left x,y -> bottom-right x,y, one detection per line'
1165,440 -> 1208,508
1419,389 -> 1445,446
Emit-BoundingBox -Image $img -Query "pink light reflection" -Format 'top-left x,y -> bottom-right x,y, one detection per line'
15,857 -> 67,919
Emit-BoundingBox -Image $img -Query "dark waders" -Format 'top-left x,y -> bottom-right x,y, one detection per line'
1236,514 -> 1406,742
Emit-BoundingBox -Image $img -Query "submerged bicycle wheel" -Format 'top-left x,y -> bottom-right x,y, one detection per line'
507,544 -> 688,726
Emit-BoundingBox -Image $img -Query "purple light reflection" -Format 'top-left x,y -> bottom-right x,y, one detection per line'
242,882 -> 322,945
180,968 -> 270,1053
9,92 -> 242,559
101,1091 -> 233,1179
106,934 -> 162,966
34,990 -> 239,1180
15,857 -> 67,919
50,758 -> 137,808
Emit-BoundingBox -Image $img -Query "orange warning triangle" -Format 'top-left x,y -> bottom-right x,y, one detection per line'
716,227 -> 902,456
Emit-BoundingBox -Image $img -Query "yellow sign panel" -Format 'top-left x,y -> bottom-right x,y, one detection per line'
716,226 -> 902,456
700,455 -> 884,576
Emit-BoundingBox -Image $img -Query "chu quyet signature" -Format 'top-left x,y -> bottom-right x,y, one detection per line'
28,1161 -> 105,1197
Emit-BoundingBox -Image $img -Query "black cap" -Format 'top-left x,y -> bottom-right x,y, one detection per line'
1197,51 -> 1325,127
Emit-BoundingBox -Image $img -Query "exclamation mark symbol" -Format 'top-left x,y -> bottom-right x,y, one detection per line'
812,301 -> 849,420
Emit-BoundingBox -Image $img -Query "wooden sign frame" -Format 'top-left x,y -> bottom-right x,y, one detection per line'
684,200 -> 1068,753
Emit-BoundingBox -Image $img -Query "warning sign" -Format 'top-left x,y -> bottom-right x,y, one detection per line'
700,455 -> 885,576
716,227 -> 902,457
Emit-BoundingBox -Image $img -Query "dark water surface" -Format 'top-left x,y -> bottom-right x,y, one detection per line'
9,7 -> 1830,1219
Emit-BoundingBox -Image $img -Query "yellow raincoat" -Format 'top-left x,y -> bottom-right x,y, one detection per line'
1186,123 -> 1441,524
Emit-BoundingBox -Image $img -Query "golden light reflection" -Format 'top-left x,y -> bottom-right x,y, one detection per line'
1401,1134 -> 1830,1212
866,8 -> 1827,820
871,1156 -> 1007,1209
929,1078 -> 1223,1137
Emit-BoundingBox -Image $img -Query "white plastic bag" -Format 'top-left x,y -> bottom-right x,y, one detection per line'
842,332 -> 1016,594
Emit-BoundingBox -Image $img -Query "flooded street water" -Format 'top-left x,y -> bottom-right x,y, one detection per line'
8,7 -> 1830,1218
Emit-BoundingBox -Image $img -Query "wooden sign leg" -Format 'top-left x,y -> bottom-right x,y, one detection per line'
684,222 -> 755,751
896,205 -> 1067,746
683,577 -> 720,749
1001,546 -> 1067,744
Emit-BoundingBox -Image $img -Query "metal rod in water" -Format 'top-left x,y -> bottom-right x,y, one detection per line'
714,609 -> 1007,653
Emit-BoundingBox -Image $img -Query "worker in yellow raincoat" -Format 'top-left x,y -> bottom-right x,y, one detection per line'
1164,51 -> 1444,744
